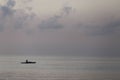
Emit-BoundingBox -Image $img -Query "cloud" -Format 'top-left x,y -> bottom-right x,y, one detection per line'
0,0 -> 16,31
40,15 -> 63,29
38,6 -> 72,30
62,6 -> 72,15
7,0 -> 16,8
0,0 -> 15,17
80,18 -> 120,36
77,11 -> 120,36
0,0 -> 73,32
22,0 -> 32,3
0,0 -> 35,32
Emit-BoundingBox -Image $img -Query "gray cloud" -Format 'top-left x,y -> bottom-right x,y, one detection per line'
0,0 -> 35,32
0,1 -> 73,32
1,0 -> 16,16
68,1 -> 120,36
62,6 -> 72,15
105,19 -> 120,33
0,0 -> 15,31
39,6 -> 72,30
100,21 -> 120,35
40,15 -> 63,29
0,6 -> 14,17
7,0 -> 16,8
22,0 -> 33,3
79,16 -> 120,36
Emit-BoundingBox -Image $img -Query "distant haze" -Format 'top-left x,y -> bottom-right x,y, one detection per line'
0,0 -> 120,57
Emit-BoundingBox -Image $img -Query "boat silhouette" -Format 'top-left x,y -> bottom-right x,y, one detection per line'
21,60 -> 36,64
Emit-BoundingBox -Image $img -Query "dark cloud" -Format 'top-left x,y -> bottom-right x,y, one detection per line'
39,6 -> 72,30
40,15 -> 63,29
79,18 -> 120,36
0,0 -> 16,31
0,0 -> 16,16
99,21 -> 120,35
62,6 -> 72,15
0,6 -> 15,17
0,0 -> 35,32
7,0 -> 16,8
0,2 -> 73,32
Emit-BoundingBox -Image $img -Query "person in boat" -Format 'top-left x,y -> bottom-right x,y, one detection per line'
26,59 -> 28,63
21,59 -> 36,64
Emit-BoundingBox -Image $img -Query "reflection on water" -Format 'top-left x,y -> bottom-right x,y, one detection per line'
0,56 -> 120,80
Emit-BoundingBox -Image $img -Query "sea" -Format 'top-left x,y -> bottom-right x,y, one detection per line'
0,56 -> 120,80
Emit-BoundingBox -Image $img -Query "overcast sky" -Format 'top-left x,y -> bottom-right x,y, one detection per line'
0,0 -> 120,57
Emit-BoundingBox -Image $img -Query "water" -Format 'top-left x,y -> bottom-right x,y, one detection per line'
0,56 -> 120,80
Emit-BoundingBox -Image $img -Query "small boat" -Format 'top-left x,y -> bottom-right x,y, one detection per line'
21,60 -> 36,64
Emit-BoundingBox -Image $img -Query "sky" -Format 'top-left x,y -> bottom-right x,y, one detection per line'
0,0 -> 120,57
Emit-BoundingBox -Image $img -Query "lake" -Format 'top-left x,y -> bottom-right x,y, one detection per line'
0,56 -> 120,80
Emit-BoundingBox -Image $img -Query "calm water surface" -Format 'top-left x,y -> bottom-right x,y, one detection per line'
0,56 -> 120,80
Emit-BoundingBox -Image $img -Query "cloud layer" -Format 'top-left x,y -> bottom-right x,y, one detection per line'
1,0 -> 120,35
0,0 -> 120,57
39,6 -> 72,30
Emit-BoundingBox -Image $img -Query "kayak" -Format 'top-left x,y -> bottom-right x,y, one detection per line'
21,61 -> 36,64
